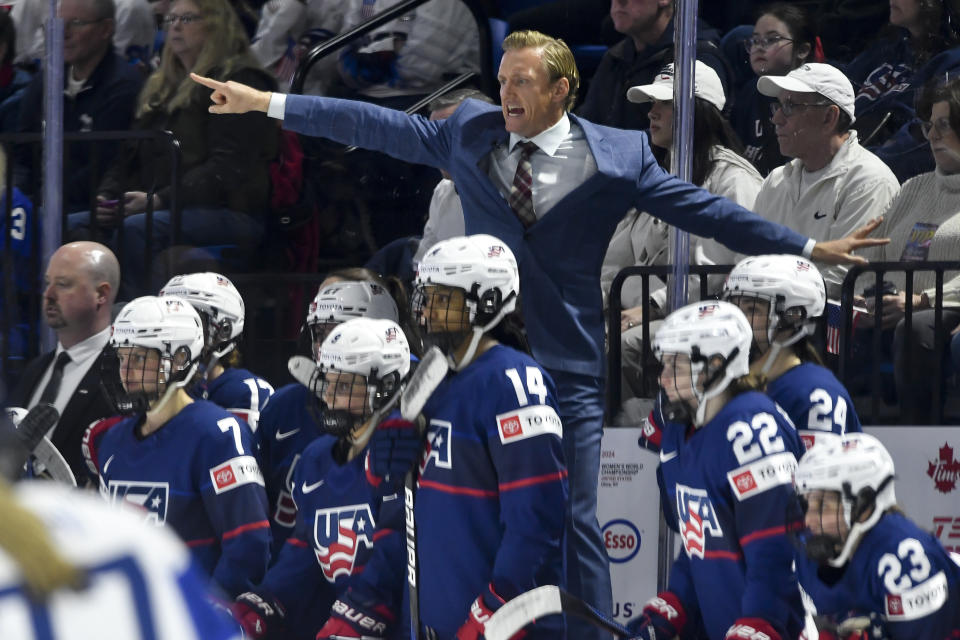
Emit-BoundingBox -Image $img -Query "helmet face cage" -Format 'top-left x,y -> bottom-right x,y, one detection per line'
317,367 -> 375,437
102,344 -> 192,414
657,352 -> 699,423
309,322 -> 340,360
794,434 -> 897,566
412,284 -> 474,356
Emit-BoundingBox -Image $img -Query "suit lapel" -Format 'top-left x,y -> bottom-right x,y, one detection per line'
11,351 -> 55,407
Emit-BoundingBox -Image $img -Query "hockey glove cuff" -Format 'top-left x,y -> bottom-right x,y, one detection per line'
315,590 -> 395,640
455,583 -> 526,640
725,617 -> 782,640
628,591 -> 687,640
232,591 -> 286,640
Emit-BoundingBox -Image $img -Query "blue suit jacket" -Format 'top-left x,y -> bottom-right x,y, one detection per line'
283,96 -> 809,378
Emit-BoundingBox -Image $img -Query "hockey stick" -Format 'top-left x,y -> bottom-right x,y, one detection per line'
483,585 -> 632,640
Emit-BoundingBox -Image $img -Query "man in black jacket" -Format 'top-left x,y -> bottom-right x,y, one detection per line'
576,0 -> 730,130
9,242 -> 120,485
14,0 -> 144,213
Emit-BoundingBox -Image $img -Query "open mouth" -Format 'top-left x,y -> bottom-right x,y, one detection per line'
506,106 -> 525,117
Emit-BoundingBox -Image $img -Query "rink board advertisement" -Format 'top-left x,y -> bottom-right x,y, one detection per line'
597,427 -> 661,623
865,426 -> 960,555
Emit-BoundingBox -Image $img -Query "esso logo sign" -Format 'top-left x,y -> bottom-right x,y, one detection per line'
602,519 -> 640,563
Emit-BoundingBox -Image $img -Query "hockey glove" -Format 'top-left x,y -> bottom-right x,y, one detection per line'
232,591 -> 285,639
725,618 -> 782,640
365,413 -> 422,491
455,583 -> 526,640
627,592 -> 687,640
315,590 -> 395,640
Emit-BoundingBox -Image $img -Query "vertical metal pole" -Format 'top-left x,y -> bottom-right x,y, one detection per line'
659,0 -> 698,596
41,6 -> 64,353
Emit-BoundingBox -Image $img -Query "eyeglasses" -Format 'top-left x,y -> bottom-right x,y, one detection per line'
770,100 -> 832,117
162,12 -> 204,26
743,35 -> 794,53
63,18 -> 105,30
921,117 -> 954,138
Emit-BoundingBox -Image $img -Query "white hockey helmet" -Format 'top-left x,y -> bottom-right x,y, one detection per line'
722,255 -> 826,351
159,272 -> 245,360
413,234 -> 519,368
651,300 -> 753,426
794,432 -> 896,567
313,317 -> 411,436
105,296 -> 205,413
306,280 -> 400,359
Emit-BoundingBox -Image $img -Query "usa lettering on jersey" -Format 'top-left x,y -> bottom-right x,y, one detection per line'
675,484 -> 724,559
103,480 -> 170,525
313,504 -> 376,581
884,571 -> 948,620
495,405 -> 562,444
209,455 -> 264,494
420,420 -> 452,473
727,452 -> 797,501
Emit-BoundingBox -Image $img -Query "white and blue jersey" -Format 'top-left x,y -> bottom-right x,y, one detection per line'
91,400 -> 272,597
257,434 -> 403,638
657,391 -> 807,639
766,362 -> 862,448
796,512 -> 960,639
0,482 -> 241,640
257,382 -> 327,556
409,345 -> 568,639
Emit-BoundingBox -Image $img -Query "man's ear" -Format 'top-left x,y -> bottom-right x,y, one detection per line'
552,77 -> 570,104
95,282 -> 110,306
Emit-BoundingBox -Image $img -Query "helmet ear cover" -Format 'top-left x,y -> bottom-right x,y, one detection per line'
695,345 -> 741,394
470,283 -> 505,327
372,369 -> 401,411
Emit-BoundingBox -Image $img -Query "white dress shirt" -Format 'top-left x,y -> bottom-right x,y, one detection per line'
486,113 -> 597,221
28,327 -> 111,436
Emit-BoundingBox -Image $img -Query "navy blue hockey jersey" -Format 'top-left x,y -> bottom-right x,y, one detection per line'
766,362 -> 862,449
198,367 -> 274,443
796,512 -> 960,639
658,391 -> 807,639
93,400 -> 272,597
413,345 -> 568,639
257,382 -> 326,555
258,434 -> 402,638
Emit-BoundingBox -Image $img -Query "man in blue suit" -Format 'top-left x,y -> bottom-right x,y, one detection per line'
193,30 -> 885,639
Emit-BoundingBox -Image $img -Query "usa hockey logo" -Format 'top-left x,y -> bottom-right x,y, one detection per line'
697,303 -> 718,319
215,275 -> 230,287
675,484 -> 723,559
384,327 -> 398,343
104,480 -> 170,525
420,420 -> 453,473
487,245 -> 503,258
314,504 -> 377,582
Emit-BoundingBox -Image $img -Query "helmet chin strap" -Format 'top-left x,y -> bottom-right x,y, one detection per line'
448,303 -> 511,371
759,322 -> 812,376
147,361 -> 199,417
203,342 -> 237,379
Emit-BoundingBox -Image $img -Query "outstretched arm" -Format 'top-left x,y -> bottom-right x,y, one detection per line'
191,72 -> 272,114
810,217 -> 890,265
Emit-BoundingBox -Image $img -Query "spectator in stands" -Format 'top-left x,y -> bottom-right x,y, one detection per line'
0,11 -> 32,133
576,0 -> 730,131
251,0 -> 479,106
75,0 -> 279,297
7,241 -> 119,485
844,0 -> 960,182
365,87 -> 494,285
13,0 -> 156,67
753,63 -> 900,298
857,77 -> 960,423
14,0 -> 145,213
731,2 -> 820,177
604,61 -> 761,406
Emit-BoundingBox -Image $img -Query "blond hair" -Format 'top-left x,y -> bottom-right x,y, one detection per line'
138,0 -> 260,117
502,30 -> 579,112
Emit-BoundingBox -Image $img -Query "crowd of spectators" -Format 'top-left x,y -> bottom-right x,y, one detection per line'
3,0 -> 960,422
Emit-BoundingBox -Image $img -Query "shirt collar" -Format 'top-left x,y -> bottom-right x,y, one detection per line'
59,326 -> 111,364
509,113 -> 570,157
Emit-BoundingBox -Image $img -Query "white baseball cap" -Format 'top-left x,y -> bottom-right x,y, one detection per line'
626,61 -> 726,111
757,62 -> 856,123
